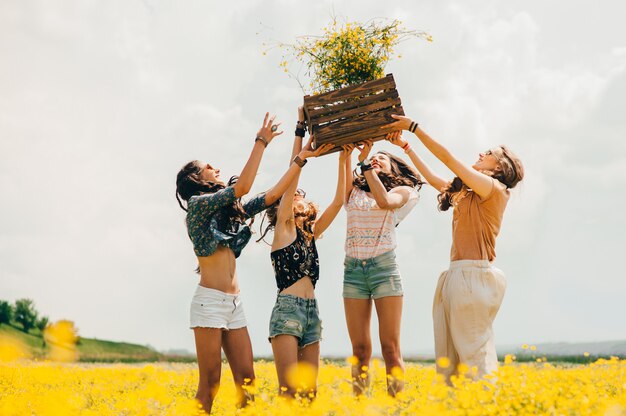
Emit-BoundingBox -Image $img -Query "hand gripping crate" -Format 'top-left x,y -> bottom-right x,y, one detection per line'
303,74 -> 405,154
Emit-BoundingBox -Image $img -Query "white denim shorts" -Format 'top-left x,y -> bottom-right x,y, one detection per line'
189,285 -> 247,330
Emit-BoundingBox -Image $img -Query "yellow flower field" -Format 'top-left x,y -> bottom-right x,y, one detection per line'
1,358 -> 625,415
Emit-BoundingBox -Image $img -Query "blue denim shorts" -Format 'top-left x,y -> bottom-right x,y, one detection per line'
343,250 -> 403,299
268,294 -> 322,348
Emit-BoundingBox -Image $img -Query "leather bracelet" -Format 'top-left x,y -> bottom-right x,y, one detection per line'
255,136 -> 268,148
295,127 -> 306,137
409,121 -> 419,133
293,155 -> 307,168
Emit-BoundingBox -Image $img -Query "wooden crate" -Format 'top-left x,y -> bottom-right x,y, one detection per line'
303,73 -> 405,154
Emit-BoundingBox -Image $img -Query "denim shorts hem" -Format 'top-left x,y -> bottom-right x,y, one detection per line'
342,292 -> 372,299
372,292 -> 404,300
300,338 -> 321,349
268,329 -> 302,342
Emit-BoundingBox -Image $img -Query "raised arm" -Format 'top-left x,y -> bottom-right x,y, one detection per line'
344,147 -> 355,203
290,107 -> 306,161
385,131 -> 448,191
264,138 -> 333,206
275,109 -> 308,231
389,115 -> 495,199
232,112 -> 283,198
356,141 -> 411,210
313,144 -> 352,239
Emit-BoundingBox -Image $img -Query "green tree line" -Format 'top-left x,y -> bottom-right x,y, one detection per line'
0,298 -> 50,334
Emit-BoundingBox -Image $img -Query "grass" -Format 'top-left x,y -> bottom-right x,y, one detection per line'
3,323 -> 622,364
0,323 -> 163,362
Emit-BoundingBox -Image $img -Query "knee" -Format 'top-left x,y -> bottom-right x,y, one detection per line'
381,342 -> 401,363
199,369 -> 222,392
352,342 -> 372,362
234,370 -> 255,387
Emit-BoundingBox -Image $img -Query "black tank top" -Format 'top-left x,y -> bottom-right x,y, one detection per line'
270,227 -> 319,291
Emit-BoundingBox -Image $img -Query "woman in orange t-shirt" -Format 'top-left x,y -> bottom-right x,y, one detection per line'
387,115 -> 524,385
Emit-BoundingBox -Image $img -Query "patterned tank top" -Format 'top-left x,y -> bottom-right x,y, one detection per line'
270,227 -> 320,292
344,187 -> 419,259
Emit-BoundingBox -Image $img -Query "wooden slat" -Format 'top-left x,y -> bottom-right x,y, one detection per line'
316,126 -> 382,145
315,132 -> 394,155
304,74 -> 396,107
313,105 -> 404,142
308,89 -> 399,119
316,123 -> 400,147
312,96 -> 401,125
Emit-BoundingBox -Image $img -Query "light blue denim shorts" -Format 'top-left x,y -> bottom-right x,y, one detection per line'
342,250 -> 403,299
268,294 -> 322,348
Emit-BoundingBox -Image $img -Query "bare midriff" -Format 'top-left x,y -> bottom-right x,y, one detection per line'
197,245 -> 240,294
280,277 -> 315,299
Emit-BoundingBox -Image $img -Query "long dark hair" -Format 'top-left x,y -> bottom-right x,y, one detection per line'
437,145 -> 525,211
353,151 -> 424,192
175,160 -> 247,223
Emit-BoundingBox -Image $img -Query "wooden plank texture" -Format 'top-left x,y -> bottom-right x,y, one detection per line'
308,90 -> 399,119
313,105 -> 404,141
302,73 -> 405,155
304,74 -> 396,107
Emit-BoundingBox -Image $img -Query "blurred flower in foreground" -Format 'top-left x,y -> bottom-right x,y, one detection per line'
436,356 -> 450,369
346,355 -> 358,366
44,320 -> 78,362
285,362 -> 317,392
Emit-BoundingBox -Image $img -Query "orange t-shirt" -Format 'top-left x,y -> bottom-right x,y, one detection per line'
449,180 -> 509,261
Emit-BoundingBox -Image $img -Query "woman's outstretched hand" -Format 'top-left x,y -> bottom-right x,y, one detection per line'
257,112 -> 283,144
388,114 -> 413,131
299,135 -> 333,159
339,143 -> 356,162
385,131 -> 408,148
356,140 -> 373,163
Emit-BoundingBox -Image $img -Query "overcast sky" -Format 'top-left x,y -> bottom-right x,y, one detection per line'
1,0 -> 625,357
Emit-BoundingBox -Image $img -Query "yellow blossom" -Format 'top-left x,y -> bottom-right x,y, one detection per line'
437,356 -> 451,368
1,360 -> 625,414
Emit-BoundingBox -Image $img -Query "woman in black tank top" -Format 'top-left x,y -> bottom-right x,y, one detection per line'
257,106 -> 352,398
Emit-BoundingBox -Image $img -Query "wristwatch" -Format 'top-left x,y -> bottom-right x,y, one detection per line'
359,160 -> 373,173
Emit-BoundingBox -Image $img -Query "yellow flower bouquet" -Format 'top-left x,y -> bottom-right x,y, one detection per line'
279,19 -> 431,94
276,19 -> 431,152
